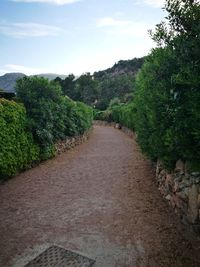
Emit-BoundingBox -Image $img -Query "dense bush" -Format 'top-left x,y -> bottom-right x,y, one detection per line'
111,102 -> 136,131
73,101 -> 93,134
134,48 -> 179,168
94,96 -> 136,130
133,0 -> 200,169
0,99 -> 39,179
94,109 -> 113,122
16,76 -> 93,159
0,77 -> 93,179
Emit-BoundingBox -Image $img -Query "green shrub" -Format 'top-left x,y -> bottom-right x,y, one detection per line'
94,109 -> 113,122
111,102 -> 136,131
73,102 -> 93,134
133,48 -> 178,168
0,77 -> 93,179
16,77 -> 93,154
0,99 -> 39,179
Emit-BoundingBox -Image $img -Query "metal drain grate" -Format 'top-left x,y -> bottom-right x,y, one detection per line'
24,246 -> 95,267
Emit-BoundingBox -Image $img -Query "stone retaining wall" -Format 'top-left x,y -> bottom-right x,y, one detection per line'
156,160 -> 200,230
55,128 -> 93,155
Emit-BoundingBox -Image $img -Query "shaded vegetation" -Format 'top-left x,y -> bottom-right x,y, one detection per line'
54,57 -> 144,110
0,99 -> 39,179
97,0 -> 200,170
0,77 -> 93,179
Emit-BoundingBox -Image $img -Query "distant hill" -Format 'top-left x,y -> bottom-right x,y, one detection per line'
0,73 -> 26,93
34,73 -> 68,80
93,57 -> 145,80
0,73 -> 68,93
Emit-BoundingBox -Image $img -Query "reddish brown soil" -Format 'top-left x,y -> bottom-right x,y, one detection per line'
0,126 -> 200,267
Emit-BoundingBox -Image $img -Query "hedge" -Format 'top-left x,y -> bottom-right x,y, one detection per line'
0,99 -> 40,179
16,77 -> 93,160
0,77 -> 93,180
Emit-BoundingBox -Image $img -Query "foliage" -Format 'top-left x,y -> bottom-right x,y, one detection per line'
16,76 -> 93,159
134,48 -> 178,167
111,102 -> 136,131
72,101 -> 94,134
75,73 -> 99,106
55,74 -> 76,98
54,58 -> 144,110
0,99 -> 39,179
95,74 -> 135,110
94,109 -> 113,122
134,0 -> 200,169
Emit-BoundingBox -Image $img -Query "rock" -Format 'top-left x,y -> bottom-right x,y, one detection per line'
188,184 -> 199,223
115,123 -> 121,129
156,159 -> 163,176
175,159 -> 185,173
165,194 -> 171,201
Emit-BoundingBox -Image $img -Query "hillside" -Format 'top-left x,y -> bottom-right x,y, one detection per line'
0,73 -> 26,93
93,57 -> 145,109
93,57 -> 145,80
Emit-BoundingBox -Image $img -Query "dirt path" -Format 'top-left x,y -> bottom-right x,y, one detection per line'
0,126 -> 200,267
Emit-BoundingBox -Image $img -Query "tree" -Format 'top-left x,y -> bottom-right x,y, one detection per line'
16,76 -> 63,157
55,74 -> 76,98
75,73 -> 99,106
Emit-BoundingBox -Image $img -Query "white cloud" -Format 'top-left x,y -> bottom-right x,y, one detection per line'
97,17 -> 154,38
0,64 -> 47,75
97,17 -> 132,27
11,0 -> 80,5
140,0 -> 164,8
0,22 -> 64,38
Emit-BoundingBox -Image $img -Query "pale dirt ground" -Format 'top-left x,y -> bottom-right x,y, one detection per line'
0,125 -> 200,267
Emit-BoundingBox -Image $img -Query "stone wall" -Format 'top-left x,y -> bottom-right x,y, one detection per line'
55,128 -> 93,155
156,159 -> 200,229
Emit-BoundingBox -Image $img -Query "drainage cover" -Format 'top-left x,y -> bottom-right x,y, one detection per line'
24,246 -> 95,267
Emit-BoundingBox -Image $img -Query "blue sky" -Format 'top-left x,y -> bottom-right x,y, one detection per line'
0,0 -> 166,76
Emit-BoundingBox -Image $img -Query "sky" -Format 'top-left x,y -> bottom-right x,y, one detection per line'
0,0 -> 166,76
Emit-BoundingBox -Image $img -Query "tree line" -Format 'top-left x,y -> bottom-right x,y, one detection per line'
54,57 -> 144,110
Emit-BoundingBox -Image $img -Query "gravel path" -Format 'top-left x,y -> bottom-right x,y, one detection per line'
0,125 -> 200,267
